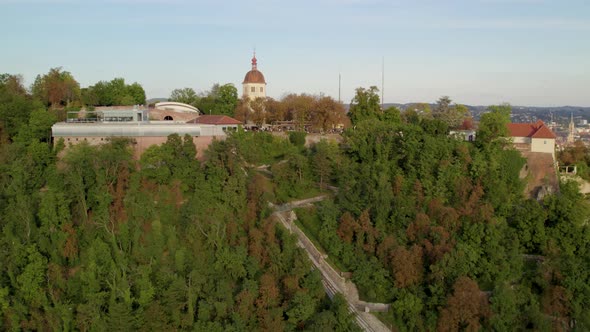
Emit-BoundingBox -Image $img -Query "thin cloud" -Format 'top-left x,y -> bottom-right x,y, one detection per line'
434,18 -> 590,30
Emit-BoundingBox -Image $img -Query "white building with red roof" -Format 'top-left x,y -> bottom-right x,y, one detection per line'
507,120 -> 556,157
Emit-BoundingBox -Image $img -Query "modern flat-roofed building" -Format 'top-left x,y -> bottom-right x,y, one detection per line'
53,108 -> 242,159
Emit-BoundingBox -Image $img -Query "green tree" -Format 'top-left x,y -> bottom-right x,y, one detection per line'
287,292 -> 317,326
432,96 -> 469,129
391,289 -> 424,331
169,87 -> 200,107
0,74 -> 40,141
289,131 -> 306,147
127,82 -> 146,105
85,78 -> 146,106
214,83 -> 239,116
311,139 -> 339,188
193,83 -> 239,116
348,86 -> 381,125
406,103 -> 432,118
477,103 -> 511,145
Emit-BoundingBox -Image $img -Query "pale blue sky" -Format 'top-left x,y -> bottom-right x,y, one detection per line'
1,0 -> 589,106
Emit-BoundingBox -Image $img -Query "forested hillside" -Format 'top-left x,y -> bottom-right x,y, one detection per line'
1,73 -> 589,331
295,90 -> 590,331
0,74 -> 359,331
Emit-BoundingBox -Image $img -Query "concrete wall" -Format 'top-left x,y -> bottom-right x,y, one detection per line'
356,302 -> 391,313
512,137 -> 530,144
58,135 -> 219,160
531,138 -> 555,155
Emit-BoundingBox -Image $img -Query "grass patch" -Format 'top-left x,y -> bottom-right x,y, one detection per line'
274,183 -> 328,204
294,206 -> 324,252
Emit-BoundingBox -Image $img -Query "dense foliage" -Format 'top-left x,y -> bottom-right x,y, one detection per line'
1,70 -> 589,331
293,92 -> 590,331
169,84 -> 239,117
0,74 -> 358,331
234,93 -> 349,131
559,140 -> 590,181
28,69 -> 147,109
82,78 -> 146,107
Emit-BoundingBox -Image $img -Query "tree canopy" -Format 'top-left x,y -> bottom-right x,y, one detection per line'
81,77 -> 146,107
31,67 -> 81,108
0,75 -> 588,331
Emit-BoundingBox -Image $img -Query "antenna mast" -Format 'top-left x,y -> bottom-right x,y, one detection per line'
338,73 -> 341,104
381,56 -> 384,109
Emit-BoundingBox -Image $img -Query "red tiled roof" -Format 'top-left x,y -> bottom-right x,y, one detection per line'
506,120 -> 556,139
188,115 -> 242,125
531,124 -> 557,139
507,123 -> 537,137
243,69 -> 266,84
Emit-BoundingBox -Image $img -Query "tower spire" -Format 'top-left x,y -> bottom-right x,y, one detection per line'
251,50 -> 257,70
568,112 -> 575,144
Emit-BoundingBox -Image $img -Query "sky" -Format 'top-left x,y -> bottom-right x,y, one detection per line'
1,0 -> 589,106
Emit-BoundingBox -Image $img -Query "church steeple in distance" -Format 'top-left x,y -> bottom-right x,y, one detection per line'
567,112 -> 575,144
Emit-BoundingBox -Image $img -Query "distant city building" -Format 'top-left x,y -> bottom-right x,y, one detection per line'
242,52 -> 266,100
507,120 -> 556,157
449,129 -> 476,142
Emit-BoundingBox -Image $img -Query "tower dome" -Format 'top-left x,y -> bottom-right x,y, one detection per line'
243,55 -> 266,84
242,52 -> 267,100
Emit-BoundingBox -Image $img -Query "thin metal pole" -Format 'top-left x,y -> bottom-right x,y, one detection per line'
381,57 -> 385,109
338,73 -> 341,104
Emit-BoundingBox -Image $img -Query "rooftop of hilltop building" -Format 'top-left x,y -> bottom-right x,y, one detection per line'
507,120 -> 556,139
188,115 -> 243,125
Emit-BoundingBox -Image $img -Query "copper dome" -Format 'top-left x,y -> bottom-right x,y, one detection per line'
243,69 -> 266,84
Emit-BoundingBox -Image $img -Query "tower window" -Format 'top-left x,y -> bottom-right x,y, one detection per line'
260,87 -> 263,92
251,87 -> 255,92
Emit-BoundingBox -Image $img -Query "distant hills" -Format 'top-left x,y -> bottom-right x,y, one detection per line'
148,98 -> 590,123
146,98 -> 168,105
380,103 -> 590,122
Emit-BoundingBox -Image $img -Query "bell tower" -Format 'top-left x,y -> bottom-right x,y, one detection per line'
242,52 -> 267,100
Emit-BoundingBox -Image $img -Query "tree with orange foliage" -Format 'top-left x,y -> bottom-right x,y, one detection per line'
310,95 -> 349,132
31,67 -> 81,108
437,276 -> 491,332
337,212 -> 357,244
391,244 -> 424,288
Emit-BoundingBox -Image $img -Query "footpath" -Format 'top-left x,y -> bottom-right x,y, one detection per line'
270,196 -> 391,332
